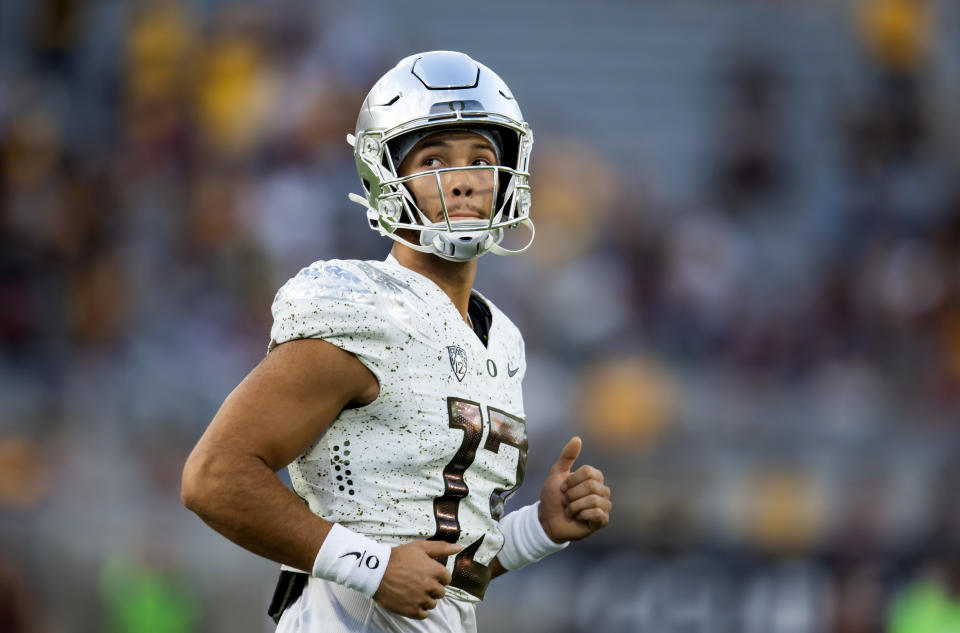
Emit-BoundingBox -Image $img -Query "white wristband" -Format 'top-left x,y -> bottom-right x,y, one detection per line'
312,524 -> 391,597
496,501 -> 569,571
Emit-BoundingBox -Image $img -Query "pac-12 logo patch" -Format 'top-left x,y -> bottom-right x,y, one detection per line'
447,345 -> 468,382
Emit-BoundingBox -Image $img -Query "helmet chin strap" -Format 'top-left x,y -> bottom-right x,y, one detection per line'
487,217 -> 535,256
347,193 -> 535,261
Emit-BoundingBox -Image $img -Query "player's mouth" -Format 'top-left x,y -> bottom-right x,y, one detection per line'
448,214 -> 484,221
446,208 -> 487,220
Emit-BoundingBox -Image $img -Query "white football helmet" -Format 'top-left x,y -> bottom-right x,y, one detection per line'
347,51 -> 534,261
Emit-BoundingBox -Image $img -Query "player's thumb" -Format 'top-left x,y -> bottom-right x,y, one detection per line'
420,540 -> 463,558
550,436 -> 582,474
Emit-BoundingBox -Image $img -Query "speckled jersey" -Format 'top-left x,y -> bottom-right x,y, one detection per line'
269,256 -> 527,602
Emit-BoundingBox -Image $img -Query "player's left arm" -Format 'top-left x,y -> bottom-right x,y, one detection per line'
490,437 -> 611,578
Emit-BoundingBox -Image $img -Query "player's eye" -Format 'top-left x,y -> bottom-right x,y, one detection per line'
422,157 -> 441,168
472,158 -> 491,166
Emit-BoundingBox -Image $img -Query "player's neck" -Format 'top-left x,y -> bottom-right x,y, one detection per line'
390,244 -> 477,324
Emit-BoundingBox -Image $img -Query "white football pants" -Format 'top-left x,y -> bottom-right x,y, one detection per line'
275,577 -> 477,633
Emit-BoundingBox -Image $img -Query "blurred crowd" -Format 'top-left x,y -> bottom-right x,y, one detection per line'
1,0 -> 959,631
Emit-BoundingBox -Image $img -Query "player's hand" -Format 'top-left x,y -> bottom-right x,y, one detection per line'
373,540 -> 461,620
538,437 -> 611,543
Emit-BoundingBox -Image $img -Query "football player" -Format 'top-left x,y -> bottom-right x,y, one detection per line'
181,51 -> 612,632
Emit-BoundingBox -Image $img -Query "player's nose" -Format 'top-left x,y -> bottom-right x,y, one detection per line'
443,171 -> 474,198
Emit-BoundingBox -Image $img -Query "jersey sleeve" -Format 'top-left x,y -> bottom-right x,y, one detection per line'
269,260 -> 394,371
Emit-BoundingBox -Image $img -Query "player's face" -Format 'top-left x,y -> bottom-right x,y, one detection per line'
397,131 -> 498,224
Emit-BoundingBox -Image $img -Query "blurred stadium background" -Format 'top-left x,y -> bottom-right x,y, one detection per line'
2,0 -> 960,631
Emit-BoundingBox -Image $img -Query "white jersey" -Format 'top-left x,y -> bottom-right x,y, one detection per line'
269,256 -> 527,602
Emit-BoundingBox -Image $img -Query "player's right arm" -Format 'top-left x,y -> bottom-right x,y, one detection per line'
180,338 -> 459,619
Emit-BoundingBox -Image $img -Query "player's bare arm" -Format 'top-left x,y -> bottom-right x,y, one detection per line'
181,339 -> 375,570
181,340 -> 459,618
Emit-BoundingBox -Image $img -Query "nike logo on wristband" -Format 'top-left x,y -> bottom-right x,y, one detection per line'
315,525 -> 389,597
339,550 -> 381,569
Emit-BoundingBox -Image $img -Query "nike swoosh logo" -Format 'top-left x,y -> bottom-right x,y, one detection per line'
338,551 -> 362,561
507,365 -> 520,377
